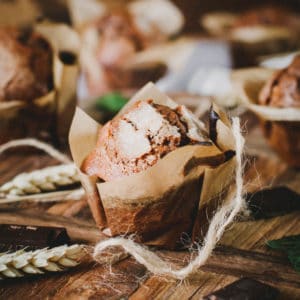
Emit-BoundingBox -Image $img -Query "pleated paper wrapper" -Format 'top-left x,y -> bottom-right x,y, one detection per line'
0,22 -> 80,144
69,83 -> 236,249
232,67 -> 300,167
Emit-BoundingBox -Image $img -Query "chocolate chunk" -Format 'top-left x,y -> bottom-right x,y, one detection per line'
0,224 -> 70,252
247,187 -> 300,219
204,278 -> 279,300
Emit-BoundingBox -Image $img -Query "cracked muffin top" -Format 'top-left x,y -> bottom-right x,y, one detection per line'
81,99 -> 210,181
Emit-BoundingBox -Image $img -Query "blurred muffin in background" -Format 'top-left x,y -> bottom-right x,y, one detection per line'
259,55 -> 300,108
0,27 -> 53,102
82,9 -> 166,96
70,0 -> 183,97
258,55 -> 300,167
202,6 -> 300,66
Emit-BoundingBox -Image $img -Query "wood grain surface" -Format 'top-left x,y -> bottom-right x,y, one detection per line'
0,111 -> 299,299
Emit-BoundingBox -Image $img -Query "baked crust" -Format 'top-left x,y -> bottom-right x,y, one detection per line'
82,100 -> 209,181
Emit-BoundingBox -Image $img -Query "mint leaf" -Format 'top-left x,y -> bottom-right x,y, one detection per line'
267,235 -> 300,274
96,92 -> 128,114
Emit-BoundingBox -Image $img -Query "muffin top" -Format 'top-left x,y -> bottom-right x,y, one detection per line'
259,55 -> 300,108
82,99 -> 209,181
0,27 -> 53,102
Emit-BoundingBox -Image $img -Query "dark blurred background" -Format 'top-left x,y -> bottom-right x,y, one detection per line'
34,0 -> 300,32
173,0 -> 300,32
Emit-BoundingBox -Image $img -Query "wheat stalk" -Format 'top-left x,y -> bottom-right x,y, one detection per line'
0,164 -> 80,197
0,244 -> 85,279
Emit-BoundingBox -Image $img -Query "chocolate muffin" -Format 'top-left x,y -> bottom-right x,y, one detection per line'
0,27 -> 53,102
82,99 -> 209,181
258,55 -> 300,167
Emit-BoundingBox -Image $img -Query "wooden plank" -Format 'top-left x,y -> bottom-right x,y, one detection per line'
130,273 -> 236,300
0,257 -> 148,300
0,210 -> 102,244
52,258 -> 148,300
130,244 -> 300,300
203,246 -> 300,288
0,112 -> 300,299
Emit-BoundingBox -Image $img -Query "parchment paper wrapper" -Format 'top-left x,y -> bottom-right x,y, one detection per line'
0,23 -> 80,145
69,83 -> 236,249
201,13 -> 300,66
232,68 -> 300,167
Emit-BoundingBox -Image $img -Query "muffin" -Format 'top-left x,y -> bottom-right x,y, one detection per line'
0,24 -> 79,145
0,27 -> 53,102
258,55 -> 300,167
202,6 -> 300,67
82,99 -> 209,181
81,9 -> 167,96
70,83 -> 236,248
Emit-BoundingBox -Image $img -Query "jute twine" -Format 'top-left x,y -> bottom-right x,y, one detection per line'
93,117 -> 246,280
0,138 -> 71,164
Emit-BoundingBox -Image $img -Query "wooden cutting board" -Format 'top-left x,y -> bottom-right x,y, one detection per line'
0,112 -> 299,300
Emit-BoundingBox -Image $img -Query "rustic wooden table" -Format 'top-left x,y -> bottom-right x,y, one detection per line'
0,112 -> 299,300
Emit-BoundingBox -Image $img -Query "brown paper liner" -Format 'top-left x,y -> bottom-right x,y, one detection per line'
0,23 -> 80,145
232,67 -> 300,167
69,83 -> 236,249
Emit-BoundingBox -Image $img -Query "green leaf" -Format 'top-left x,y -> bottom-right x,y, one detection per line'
288,253 -> 300,273
267,235 -> 300,274
95,92 -> 128,114
267,235 -> 300,251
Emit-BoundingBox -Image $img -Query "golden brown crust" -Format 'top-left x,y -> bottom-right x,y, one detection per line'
0,27 -> 53,102
259,55 -> 300,108
81,100 -> 204,181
